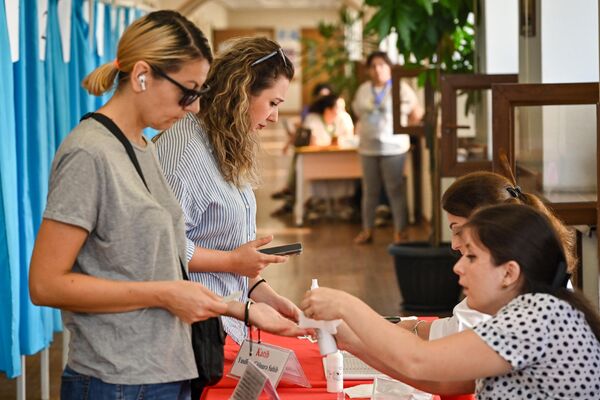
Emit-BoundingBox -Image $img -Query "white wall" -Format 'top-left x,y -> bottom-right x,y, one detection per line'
187,1 -> 229,48
541,1 -> 599,83
480,0 -> 519,159
483,0 -> 519,74
519,0 -> 599,308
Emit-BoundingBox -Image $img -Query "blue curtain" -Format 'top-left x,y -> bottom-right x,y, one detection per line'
0,0 -> 21,380
0,0 -> 142,378
68,0 -> 95,128
13,0 -> 61,360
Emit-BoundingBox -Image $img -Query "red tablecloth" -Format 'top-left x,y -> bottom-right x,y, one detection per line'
200,330 -> 474,400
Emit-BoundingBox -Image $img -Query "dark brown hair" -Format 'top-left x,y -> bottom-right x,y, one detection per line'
442,156 -> 577,273
467,204 -> 600,341
366,51 -> 392,68
308,94 -> 339,115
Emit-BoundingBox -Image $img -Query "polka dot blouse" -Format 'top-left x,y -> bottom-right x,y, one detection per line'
473,293 -> 600,399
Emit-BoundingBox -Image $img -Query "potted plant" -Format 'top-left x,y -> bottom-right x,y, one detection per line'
301,7 -> 368,105
364,0 -> 475,312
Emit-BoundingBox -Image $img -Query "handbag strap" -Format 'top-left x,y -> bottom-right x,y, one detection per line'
81,112 -> 150,193
80,112 -> 189,280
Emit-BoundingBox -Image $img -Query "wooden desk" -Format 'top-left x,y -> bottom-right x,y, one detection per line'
294,146 -> 362,226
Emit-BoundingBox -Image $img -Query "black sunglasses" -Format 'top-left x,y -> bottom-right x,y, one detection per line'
150,65 -> 210,107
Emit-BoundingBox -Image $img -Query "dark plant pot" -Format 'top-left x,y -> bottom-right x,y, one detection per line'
388,242 -> 461,313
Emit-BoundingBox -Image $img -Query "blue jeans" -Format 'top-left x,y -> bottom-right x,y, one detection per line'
60,366 -> 191,400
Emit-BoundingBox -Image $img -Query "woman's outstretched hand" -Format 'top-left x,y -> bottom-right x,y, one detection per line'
300,287 -> 353,321
249,302 -> 308,337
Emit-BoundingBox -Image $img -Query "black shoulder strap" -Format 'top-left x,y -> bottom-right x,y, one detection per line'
81,113 -> 192,280
81,112 -> 150,193
179,258 -> 190,281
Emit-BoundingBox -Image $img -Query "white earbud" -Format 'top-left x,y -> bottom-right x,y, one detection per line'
138,74 -> 147,91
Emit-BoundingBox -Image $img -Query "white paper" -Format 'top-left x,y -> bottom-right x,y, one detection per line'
231,361 -> 280,400
230,340 -> 311,389
344,383 -> 374,398
372,377 -> 433,400
222,290 -> 242,303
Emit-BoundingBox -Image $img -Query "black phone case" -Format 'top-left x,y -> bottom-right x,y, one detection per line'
259,243 -> 302,256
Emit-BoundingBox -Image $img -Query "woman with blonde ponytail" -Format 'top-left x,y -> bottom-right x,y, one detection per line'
29,11 -> 304,400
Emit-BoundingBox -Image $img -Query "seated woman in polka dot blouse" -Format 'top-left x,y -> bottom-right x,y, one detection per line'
301,204 -> 600,399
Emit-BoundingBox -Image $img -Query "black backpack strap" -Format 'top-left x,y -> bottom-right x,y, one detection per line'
179,257 -> 190,281
81,113 -> 192,280
81,112 -> 150,193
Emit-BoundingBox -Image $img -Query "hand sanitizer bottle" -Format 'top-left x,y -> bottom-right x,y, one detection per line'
310,279 -> 343,394
310,279 -> 338,356
325,350 -> 344,393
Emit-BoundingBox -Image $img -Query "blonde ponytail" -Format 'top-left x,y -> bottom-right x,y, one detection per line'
82,61 -> 120,96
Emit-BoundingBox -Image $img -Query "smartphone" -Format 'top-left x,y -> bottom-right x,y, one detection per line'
258,242 -> 303,256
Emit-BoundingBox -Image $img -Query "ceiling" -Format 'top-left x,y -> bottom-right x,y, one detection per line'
146,0 -> 360,14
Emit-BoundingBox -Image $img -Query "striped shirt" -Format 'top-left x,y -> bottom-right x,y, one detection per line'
156,113 -> 255,343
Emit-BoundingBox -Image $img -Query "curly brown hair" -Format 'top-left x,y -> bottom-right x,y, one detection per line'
198,37 -> 294,186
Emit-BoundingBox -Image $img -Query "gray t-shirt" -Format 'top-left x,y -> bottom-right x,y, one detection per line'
43,118 -> 197,384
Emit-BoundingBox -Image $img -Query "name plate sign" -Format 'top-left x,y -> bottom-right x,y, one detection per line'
231,361 -> 280,400
230,340 -> 310,388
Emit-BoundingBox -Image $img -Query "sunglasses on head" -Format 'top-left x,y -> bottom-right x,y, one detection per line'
150,65 -> 210,107
251,48 -> 288,67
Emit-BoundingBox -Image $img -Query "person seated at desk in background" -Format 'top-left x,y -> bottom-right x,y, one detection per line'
302,203 -> 600,399
303,93 -> 354,146
271,93 -> 355,219
302,94 -> 356,221
353,51 -> 424,245
279,82 -> 334,157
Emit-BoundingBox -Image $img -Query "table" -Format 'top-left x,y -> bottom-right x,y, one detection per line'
294,146 -> 362,226
200,332 -> 475,400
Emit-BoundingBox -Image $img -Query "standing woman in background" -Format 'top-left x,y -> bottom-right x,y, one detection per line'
352,51 -> 423,245
156,37 -> 300,345
29,12 -> 303,400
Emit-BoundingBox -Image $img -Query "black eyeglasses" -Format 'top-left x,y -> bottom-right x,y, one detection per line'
251,48 -> 288,67
150,65 -> 210,107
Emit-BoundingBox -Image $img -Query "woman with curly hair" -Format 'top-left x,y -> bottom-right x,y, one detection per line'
155,37 -> 299,345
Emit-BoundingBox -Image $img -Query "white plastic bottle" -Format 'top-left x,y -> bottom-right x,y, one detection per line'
310,279 -> 338,356
325,350 -> 344,393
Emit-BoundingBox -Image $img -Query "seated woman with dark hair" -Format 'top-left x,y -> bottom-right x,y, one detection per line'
303,93 -> 353,146
301,93 -> 356,220
301,203 -> 600,398
398,168 -> 577,340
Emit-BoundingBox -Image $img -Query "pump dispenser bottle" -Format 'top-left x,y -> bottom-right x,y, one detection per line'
310,279 -> 343,394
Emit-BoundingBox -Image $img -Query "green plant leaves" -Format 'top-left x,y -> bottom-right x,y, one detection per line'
364,0 -> 475,88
